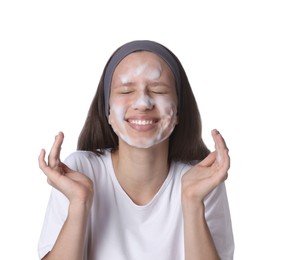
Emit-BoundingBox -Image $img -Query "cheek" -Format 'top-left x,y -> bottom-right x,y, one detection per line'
155,97 -> 178,118
108,100 -> 126,126
109,95 -> 134,112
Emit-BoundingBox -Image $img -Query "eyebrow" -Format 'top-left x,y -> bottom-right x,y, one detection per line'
117,81 -> 171,87
120,82 -> 135,87
148,81 -> 171,88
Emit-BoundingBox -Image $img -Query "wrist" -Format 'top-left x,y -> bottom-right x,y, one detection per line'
182,197 -> 204,207
68,199 -> 92,219
181,192 -> 205,213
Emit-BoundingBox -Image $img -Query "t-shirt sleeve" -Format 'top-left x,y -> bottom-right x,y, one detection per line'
204,183 -> 235,260
37,187 -> 69,259
37,153 -> 82,259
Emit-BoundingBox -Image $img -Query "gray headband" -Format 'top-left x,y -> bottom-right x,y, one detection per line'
104,40 -> 181,116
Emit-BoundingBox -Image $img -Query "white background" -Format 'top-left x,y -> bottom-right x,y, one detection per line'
1,0 -> 281,259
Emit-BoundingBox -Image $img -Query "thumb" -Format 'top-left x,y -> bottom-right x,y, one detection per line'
61,162 -> 75,173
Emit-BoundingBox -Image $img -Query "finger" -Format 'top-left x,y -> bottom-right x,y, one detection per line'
38,149 -> 56,178
39,148 -> 56,175
61,163 -> 74,174
211,129 -> 229,163
198,151 -> 216,167
212,129 -> 229,151
48,132 -> 64,168
39,148 -> 64,183
38,149 -> 48,170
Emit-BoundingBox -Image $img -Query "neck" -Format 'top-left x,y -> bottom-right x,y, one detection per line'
111,140 -> 169,205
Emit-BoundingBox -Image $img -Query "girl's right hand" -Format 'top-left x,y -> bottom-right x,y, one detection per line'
38,132 -> 94,207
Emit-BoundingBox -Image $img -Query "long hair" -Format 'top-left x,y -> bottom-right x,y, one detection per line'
77,44 -> 210,163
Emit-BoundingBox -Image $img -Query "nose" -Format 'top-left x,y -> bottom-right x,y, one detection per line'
131,93 -> 155,111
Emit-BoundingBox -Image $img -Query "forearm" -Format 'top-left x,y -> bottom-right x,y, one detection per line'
182,198 -> 220,260
43,202 -> 90,260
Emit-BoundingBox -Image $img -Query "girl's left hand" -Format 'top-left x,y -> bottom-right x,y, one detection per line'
182,129 -> 230,203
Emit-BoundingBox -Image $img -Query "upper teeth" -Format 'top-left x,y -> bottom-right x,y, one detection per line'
130,120 -> 154,125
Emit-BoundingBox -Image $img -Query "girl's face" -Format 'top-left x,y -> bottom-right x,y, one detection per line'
108,51 -> 178,149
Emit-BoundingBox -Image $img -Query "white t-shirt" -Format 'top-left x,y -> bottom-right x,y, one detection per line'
38,150 -> 234,260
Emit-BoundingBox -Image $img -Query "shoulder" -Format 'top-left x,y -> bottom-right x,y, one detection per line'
64,150 -> 110,163
171,160 -> 194,177
63,150 -> 112,177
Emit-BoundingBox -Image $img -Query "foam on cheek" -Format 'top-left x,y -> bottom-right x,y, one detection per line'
109,97 -> 177,149
109,105 -> 125,133
155,97 -> 178,141
109,104 -> 134,145
130,97 -> 177,149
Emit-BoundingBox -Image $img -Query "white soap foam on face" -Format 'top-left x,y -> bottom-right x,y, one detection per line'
151,96 -> 178,146
108,53 -> 178,149
134,63 -> 161,81
119,63 -> 161,84
131,94 -> 155,110
109,105 -> 126,135
109,95 -> 177,149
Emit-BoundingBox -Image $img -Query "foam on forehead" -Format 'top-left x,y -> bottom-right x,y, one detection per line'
104,40 -> 181,116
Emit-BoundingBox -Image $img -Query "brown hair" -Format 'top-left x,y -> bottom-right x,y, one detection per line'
77,43 -> 210,163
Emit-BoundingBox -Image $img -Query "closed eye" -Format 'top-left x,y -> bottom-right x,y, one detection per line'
151,91 -> 167,94
149,82 -> 170,94
118,86 -> 134,94
120,91 -> 133,94
150,87 -> 169,94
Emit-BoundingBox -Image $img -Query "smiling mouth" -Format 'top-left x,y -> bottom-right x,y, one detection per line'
127,119 -> 158,125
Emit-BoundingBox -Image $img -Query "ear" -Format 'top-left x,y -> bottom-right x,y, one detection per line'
107,107 -> 112,125
108,114 -> 112,125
